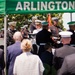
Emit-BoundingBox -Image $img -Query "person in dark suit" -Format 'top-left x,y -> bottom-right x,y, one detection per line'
0,49 -> 5,75
36,22 -> 55,57
40,42 -> 53,67
58,53 -> 75,75
53,31 -> 75,72
40,42 -> 53,75
7,31 -> 23,75
67,21 -> 75,46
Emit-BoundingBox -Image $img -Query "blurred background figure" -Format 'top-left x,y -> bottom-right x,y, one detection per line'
29,16 -> 37,33
20,25 -> 29,39
0,48 -> 5,75
67,21 -> 75,46
0,33 -> 4,62
7,21 -> 17,46
13,39 -> 44,75
20,26 -> 24,36
7,31 -> 23,75
0,28 -> 4,38
50,17 -> 62,37
53,31 -> 75,74
58,53 -> 75,75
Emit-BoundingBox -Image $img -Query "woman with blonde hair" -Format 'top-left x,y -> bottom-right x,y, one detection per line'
13,39 -> 44,75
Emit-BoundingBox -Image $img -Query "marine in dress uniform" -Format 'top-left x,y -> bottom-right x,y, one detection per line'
36,22 -> 55,57
53,31 -> 75,72
33,20 -> 42,34
31,20 -> 42,55
7,21 -> 17,46
67,21 -> 75,46
58,53 -> 75,75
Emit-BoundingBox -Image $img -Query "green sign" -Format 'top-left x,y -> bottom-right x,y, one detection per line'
0,0 -> 75,14
6,0 -> 75,14
0,0 -> 5,14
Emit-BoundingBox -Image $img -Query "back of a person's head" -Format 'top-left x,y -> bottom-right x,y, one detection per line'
13,31 -> 23,41
44,42 -> 52,50
61,37 -> 71,45
59,31 -> 72,44
21,39 -> 32,52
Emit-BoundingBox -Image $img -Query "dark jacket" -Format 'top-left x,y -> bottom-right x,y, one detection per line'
7,42 -> 22,75
0,49 -> 5,75
69,30 -> 75,45
40,51 -> 53,67
36,29 -> 54,56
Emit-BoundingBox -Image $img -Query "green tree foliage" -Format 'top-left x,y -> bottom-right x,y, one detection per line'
0,13 -> 64,30
0,15 -> 4,30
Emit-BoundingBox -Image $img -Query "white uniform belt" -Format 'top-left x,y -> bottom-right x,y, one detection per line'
40,43 -> 46,45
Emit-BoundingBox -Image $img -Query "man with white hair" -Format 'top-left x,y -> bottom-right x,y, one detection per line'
7,31 -> 23,75
53,31 -> 75,74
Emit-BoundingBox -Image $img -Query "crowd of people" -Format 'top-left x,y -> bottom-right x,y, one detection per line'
0,16 -> 75,75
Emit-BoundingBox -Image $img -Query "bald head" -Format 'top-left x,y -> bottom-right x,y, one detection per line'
13,31 -> 23,42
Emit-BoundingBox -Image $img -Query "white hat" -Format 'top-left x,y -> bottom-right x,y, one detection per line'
59,31 -> 73,38
35,20 -> 41,25
52,17 -> 58,21
8,21 -> 17,26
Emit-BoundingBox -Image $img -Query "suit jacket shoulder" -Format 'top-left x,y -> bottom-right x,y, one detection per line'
58,54 -> 75,75
65,54 -> 75,67
55,45 -> 75,58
